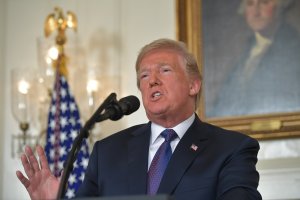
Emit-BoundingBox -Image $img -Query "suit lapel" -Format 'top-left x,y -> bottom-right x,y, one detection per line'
127,123 -> 151,195
157,117 -> 209,194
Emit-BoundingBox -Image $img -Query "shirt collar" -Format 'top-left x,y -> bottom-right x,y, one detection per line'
254,32 -> 272,47
150,113 -> 195,145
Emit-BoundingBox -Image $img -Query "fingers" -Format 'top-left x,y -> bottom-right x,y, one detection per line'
20,145 -> 46,179
25,146 -> 40,172
36,145 -> 50,170
16,170 -> 30,188
20,152 -> 35,179
19,145 -> 50,181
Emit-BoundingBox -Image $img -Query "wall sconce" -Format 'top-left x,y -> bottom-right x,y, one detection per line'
86,78 -> 100,114
11,68 -> 41,157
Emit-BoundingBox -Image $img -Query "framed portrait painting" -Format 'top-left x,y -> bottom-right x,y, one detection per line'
176,0 -> 300,139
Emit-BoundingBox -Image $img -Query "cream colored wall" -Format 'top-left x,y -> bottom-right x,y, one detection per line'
1,0 -> 300,200
0,0 -> 5,197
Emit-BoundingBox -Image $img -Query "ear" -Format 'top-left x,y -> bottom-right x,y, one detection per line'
189,78 -> 201,96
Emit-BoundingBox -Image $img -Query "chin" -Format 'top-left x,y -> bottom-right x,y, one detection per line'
249,22 -> 269,32
146,108 -> 168,118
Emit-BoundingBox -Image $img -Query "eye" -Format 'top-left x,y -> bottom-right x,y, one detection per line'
246,0 -> 254,6
161,65 -> 172,73
139,72 -> 149,80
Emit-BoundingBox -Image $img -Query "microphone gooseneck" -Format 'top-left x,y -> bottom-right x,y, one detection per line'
57,93 -> 139,199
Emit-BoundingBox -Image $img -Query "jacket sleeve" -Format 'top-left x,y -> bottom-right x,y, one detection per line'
217,137 -> 262,200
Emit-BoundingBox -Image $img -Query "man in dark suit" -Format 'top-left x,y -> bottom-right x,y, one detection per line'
16,38 -> 262,199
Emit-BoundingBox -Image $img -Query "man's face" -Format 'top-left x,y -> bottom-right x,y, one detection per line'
137,49 -> 200,125
245,0 -> 278,33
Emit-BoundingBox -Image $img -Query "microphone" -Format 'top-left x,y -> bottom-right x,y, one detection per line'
57,93 -> 139,199
96,95 -> 140,122
118,95 -> 141,115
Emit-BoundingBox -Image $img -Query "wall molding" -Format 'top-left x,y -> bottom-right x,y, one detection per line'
258,158 -> 300,200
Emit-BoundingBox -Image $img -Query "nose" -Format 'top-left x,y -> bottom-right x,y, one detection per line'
253,1 -> 262,14
149,72 -> 161,87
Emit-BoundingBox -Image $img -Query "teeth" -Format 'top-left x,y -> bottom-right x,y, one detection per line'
153,92 -> 161,97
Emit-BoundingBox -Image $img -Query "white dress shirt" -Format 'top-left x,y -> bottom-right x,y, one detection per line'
148,113 -> 195,169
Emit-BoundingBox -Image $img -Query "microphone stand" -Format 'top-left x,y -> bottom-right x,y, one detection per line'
57,92 -> 117,199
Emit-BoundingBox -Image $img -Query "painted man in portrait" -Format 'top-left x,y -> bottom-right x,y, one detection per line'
207,0 -> 300,118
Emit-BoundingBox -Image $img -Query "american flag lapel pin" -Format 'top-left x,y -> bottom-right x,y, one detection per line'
190,144 -> 198,151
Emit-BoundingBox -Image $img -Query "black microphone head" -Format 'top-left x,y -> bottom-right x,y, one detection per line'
119,95 -> 140,115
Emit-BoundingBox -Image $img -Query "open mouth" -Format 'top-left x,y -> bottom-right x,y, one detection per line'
151,91 -> 162,99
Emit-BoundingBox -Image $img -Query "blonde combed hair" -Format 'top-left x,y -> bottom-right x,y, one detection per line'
135,38 -> 202,109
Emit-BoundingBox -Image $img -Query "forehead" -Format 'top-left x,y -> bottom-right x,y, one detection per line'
139,49 -> 182,66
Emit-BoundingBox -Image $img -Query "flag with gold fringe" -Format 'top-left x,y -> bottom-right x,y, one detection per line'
45,70 -> 89,198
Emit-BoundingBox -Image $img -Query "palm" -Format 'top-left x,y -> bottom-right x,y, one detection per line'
27,168 -> 59,200
16,146 -> 60,200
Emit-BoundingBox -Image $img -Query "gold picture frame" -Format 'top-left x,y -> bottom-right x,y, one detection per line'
176,0 -> 300,140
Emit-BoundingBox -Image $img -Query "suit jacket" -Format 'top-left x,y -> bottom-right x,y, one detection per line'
76,116 -> 262,200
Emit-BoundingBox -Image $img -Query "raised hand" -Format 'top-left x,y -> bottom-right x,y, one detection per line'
16,145 -> 60,200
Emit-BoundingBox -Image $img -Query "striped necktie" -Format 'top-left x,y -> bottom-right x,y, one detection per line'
147,129 -> 177,195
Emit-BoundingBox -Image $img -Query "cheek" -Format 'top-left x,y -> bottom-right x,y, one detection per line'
139,81 -> 147,91
262,5 -> 276,18
140,87 -> 148,99
245,8 -> 255,23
